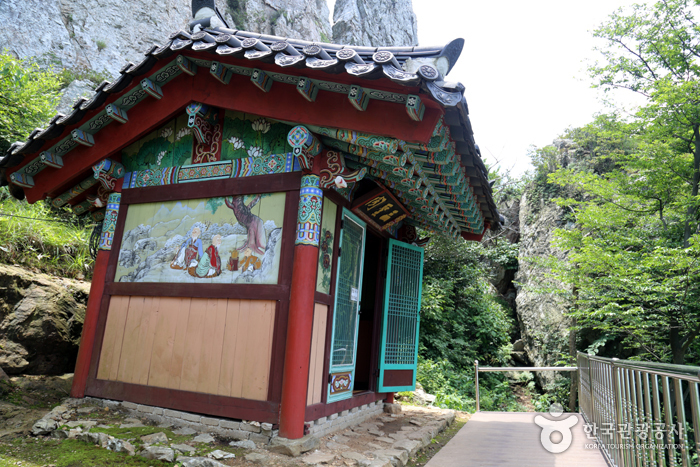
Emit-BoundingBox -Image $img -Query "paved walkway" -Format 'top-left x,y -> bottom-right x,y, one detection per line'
425,412 -> 609,467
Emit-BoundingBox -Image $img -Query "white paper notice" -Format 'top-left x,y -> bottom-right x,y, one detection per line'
350,287 -> 359,301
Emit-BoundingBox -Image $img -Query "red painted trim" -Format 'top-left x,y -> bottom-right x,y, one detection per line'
105,282 -> 289,299
18,57 -> 441,203
313,292 -> 332,306
279,244 -> 319,439
85,379 -> 279,423
71,249 -> 110,398
304,392 -> 387,421
24,74 -> 196,203
461,230 -> 485,242
267,190 -> 300,403
120,172 -> 302,205
188,71 -> 439,148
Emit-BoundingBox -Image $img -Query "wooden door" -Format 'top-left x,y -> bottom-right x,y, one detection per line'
327,209 -> 366,402
377,239 -> 424,392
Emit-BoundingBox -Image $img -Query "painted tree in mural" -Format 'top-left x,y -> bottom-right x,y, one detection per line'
225,194 -> 266,254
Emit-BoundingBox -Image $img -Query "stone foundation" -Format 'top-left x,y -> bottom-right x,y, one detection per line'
80,396 -> 385,443
82,397 -> 277,444
306,401 -> 385,437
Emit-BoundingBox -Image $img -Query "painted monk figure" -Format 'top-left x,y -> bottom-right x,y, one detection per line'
171,227 -> 203,270
239,247 -> 261,272
189,234 -> 223,278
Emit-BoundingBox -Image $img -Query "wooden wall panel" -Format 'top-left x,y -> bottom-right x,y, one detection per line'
241,300 -> 275,401
180,298 -> 208,393
96,296 -> 130,380
307,303 -> 328,406
96,296 -> 275,401
116,296 -> 146,383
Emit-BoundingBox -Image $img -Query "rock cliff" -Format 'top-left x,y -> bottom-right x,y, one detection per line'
0,264 -> 90,375
1,0 -> 417,82
512,139 -> 583,388
332,0 -> 418,46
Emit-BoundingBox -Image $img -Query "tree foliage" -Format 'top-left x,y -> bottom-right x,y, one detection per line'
548,115 -> 700,365
0,51 -> 61,152
543,0 -> 700,364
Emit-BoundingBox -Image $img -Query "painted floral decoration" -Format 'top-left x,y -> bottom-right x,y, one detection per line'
248,146 -> 263,158
252,118 -> 271,133
227,136 -> 245,150
160,127 -> 173,139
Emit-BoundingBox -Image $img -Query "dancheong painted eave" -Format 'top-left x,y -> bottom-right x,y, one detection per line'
0,14 -> 502,238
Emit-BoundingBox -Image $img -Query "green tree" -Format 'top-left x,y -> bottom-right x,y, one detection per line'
548,115 -> 700,365
590,0 -> 700,247
0,51 -> 61,152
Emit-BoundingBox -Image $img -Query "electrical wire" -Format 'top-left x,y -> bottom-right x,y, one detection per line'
0,211 -> 74,224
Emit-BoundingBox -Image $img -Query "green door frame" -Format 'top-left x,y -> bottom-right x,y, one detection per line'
377,238 -> 424,393
327,209 -> 367,402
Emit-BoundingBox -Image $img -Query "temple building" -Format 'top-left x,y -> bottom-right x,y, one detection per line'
0,0 -> 499,440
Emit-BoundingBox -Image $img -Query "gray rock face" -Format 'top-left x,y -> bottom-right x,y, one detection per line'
230,0 -> 332,43
332,0 -> 417,46
514,144 -> 575,389
0,264 -> 89,375
0,0 -> 237,78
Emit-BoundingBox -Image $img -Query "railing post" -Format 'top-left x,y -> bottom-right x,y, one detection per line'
475,360 -> 480,412
612,358 -> 627,467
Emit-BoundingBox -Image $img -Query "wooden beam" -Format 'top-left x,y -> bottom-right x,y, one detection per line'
25,74 -> 195,203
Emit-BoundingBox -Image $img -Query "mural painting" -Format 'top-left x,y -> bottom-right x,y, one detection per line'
316,199 -> 337,294
221,111 -> 292,163
121,114 -> 193,172
114,192 -> 285,284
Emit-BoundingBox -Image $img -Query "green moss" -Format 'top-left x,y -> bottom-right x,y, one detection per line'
0,438 -> 170,467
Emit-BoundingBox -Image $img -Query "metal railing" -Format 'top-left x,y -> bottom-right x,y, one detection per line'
578,352 -> 700,467
474,359 -> 577,412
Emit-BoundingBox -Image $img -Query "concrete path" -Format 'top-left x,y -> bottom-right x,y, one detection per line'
425,412 -> 609,467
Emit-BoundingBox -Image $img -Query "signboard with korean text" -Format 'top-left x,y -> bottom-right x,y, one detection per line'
352,186 -> 409,232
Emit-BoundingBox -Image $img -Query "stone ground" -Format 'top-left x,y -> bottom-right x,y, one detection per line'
0,374 -> 461,467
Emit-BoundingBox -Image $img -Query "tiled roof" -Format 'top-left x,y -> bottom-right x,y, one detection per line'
0,25 -> 500,231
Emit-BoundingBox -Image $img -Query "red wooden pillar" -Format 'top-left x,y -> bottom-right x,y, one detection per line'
71,249 -> 109,397
71,190 -> 121,398
279,173 -> 323,439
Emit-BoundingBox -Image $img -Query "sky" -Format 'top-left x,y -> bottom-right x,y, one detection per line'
326,0 -> 645,175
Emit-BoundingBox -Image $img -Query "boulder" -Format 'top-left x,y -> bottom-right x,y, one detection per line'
268,435 -> 319,457
383,403 -> 402,414
0,265 -> 89,375
229,439 -> 256,449
139,446 -> 175,462
140,432 -> 169,444
193,433 -> 215,444
31,417 -> 57,435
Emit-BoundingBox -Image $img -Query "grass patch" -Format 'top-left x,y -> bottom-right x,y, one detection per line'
0,438 -> 170,467
0,187 -> 94,279
406,413 -> 469,467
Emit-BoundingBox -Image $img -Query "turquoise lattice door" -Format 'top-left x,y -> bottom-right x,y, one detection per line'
327,209 -> 366,402
377,238 -> 424,392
